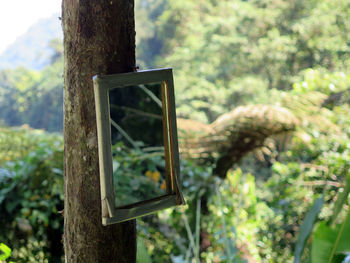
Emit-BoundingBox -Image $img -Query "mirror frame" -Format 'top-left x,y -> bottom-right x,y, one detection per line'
93,68 -> 185,225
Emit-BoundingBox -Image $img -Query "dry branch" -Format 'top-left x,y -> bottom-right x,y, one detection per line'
178,105 -> 298,178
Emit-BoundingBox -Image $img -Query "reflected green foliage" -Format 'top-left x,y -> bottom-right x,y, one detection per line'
112,142 -> 166,206
1,91 -> 350,262
109,84 -> 163,148
1,0 -> 350,262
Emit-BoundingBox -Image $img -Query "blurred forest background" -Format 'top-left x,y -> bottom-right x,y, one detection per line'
1,0 -> 350,262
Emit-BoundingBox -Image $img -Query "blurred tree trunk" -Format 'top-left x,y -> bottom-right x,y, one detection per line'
62,0 -> 136,262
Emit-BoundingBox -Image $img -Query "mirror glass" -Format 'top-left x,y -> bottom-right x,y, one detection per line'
109,83 -> 168,207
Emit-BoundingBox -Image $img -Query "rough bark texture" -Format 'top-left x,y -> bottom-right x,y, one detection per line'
62,0 -> 136,262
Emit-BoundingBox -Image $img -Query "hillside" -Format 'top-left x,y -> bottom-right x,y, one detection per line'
0,14 -> 62,70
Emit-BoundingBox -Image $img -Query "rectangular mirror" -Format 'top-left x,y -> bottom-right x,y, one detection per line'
109,83 -> 167,207
93,68 -> 184,225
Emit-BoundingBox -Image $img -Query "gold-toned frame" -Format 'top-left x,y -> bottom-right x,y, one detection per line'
93,68 -> 185,225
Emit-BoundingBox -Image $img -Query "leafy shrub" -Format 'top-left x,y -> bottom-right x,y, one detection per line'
0,243 -> 13,263
112,142 -> 167,206
0,127 -> 63,262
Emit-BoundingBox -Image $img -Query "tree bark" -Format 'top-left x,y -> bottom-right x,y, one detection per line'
62,1 -> 136,262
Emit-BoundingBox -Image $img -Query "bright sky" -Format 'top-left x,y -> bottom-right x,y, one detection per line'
0,0 -> 61,54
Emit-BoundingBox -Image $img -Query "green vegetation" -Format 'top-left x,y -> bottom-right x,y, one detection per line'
0,127 -> 63,262
0,243 -> 13,263
0,39 -> 63,132
137,0 -> 350,122
1,0 -> 350,262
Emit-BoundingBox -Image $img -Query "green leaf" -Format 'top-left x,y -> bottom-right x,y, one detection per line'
0,243 -> 12,260
312,222 -> 337,263
294,197 -> 324,263
137,238 -> 152,263
331,176 -> 350,224
311,209 -> 350,263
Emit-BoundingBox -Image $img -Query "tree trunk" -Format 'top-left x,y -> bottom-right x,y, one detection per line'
62,1 -> 136,262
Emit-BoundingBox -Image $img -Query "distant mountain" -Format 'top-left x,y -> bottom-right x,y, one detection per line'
0,14 -> 62,70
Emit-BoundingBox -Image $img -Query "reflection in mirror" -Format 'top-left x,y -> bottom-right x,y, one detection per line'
109,83 -> 167,207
